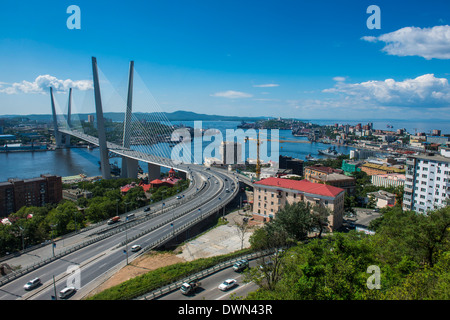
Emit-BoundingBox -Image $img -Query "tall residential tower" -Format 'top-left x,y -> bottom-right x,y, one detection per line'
403,148 -> 450,213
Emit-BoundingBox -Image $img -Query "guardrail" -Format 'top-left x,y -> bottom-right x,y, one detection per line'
0,231 -> 114,287
134,249 -> 274,300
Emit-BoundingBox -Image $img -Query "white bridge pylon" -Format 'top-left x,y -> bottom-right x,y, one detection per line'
52,57 -> 187,181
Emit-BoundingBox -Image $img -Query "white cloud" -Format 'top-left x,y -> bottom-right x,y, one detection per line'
210,90 -> 253,99
323,74 -> 450,108
332,76 -> 346,82
362,25 -> 450,60
0,75 -> 93,94
252,83 -> 279,88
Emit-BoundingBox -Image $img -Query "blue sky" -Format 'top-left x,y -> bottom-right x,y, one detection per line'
0,0 -> 450,121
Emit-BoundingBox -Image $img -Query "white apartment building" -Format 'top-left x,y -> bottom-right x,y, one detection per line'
403,148 -> 450,213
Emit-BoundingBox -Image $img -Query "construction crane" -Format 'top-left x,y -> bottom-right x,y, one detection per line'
244,133 -> 262,180
244,134 -> 310,181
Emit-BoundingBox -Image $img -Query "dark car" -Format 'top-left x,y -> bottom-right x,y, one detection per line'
232,259 -> 249,272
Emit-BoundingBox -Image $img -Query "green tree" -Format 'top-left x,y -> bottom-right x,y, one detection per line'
310,204 -> 331,238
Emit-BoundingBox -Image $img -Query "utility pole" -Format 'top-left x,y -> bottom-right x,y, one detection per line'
52,275 -> 58,300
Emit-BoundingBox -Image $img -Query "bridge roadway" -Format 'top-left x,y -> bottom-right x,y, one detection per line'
0,163 -> 239,300
58,128 -> 182,171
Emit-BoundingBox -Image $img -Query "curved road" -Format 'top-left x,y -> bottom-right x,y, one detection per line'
0,166 -> 239,300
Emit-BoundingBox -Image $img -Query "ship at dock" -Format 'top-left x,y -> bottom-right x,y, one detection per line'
305,153 -> 319,161
317,146 -> 343,158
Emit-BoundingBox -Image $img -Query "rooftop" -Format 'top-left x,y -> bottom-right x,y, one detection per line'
367,190 -> 396,200
374,173 -> 406,180
254,177 -> 344,197
314,173 -> 356,183
306,165 -> 342,174
362,163 -> 405,173
409,152 -> 450,164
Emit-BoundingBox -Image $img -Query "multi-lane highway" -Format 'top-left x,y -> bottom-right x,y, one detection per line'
0,166 -> 240,300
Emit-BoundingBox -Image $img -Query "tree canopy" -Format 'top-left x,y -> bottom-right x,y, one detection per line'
245,204 -> 450,300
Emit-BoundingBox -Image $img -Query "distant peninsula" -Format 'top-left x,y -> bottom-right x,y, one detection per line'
0,110 -> 273,123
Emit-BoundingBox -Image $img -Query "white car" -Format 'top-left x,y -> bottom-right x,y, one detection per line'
59,286 -> 76,299
24,277 -> 41,290
218,279 -> 237,291
131,245 -> 141,252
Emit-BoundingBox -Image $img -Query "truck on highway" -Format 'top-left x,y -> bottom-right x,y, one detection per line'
180,279 -> 201,295
107,216 -> 120,225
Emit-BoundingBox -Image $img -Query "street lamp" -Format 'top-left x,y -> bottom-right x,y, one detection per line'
124,215 -> 129,265
50,224 -> 57,257
120,201 -> 131,265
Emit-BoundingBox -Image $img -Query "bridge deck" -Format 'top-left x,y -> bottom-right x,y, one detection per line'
59,129 -> 187,172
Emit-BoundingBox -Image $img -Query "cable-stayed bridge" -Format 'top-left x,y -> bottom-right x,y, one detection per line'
50,57 -> 191,181
0,58 -> 243,300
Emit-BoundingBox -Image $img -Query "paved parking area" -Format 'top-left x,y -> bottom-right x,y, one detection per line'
176,210 -> 255,261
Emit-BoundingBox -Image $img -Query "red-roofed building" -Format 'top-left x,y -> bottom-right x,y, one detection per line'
121,181 -> 152,194
150,168 -> 182,188
121,168 -> 182,193
252,177 -> 345,231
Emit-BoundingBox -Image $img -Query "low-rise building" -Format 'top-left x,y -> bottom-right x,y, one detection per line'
360,162 -> 405,176
279,155 -> 304,176
350,148 -> 377,160
62,188 -> 93,201
252,177 -> 345,231
371,173 -> 405,188
341,160 -> 363,175
304,164 -> 343,180
367,190 -> 397,208
309,173 -> 356,195
304,164 -> 355,194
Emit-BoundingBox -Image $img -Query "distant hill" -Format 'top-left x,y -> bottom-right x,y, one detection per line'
1,110 -> 270,123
